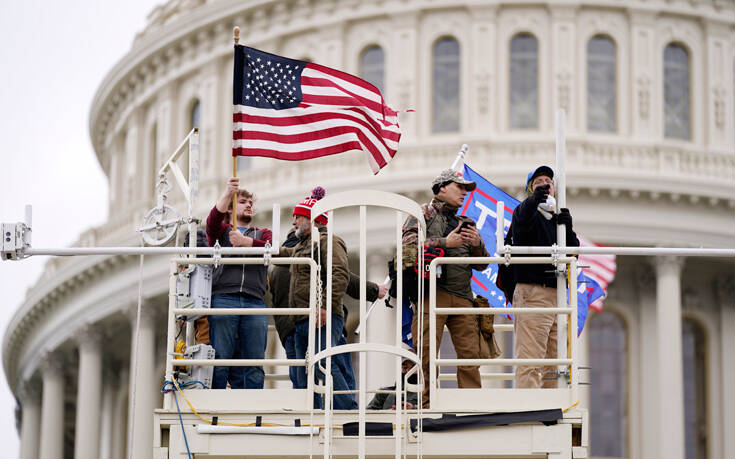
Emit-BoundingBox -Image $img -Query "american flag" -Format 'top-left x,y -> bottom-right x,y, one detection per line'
578,236 -> 617,312
232,45 -> 401,174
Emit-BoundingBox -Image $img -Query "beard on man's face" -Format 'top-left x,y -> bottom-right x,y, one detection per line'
294,221 -> 310,237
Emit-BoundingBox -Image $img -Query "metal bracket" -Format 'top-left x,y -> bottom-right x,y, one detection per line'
212,240 -> 222,268
503,245 -> 511,266
551,243 -> 560,267
1,205 -> 33,261
263,242 -> 272,266
2,222 -> 31,261
558,367 -> 571,384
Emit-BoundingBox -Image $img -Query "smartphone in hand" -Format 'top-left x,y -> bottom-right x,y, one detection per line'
458,220 -> 476,231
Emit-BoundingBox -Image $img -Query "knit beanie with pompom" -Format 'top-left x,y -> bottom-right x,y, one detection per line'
293,186 -> 328,225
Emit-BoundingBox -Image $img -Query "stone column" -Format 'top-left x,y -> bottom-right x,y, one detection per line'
39,353 -> 65,459
716,276 -> 735,459
98,369 -> 114,459
654,255 -> 685,459
633,264 -> 658,459
18,382 -> 41,459
127,303 -> 160,459
111,368 -> 129,459
74,325 -> 104,459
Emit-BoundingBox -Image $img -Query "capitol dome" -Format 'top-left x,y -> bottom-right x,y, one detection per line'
5,1 -> 735,458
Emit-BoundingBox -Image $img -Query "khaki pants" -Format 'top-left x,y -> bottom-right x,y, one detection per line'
513,283 -> 558,388
412,289 -> 482,408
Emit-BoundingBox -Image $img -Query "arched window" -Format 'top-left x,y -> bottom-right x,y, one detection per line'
510,33 -> 538,129
432,37 -> 460,133
682,318 -> 707,459
664,43 -> 691,140
360,45 -> 385,94
589,311 -> 627,458
587,36 -> 616,132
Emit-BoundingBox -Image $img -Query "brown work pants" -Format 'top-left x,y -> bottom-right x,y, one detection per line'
513,283 -> 558,388
412,289 -> 482,408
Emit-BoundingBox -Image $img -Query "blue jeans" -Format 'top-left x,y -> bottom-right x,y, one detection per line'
294,314 -> 357,409
283,333 -> 300,389
336,333 -> 356,391
208,293 -> 267,389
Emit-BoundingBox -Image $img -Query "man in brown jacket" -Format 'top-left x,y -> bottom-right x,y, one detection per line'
270,230 -> 386,390
279,186 -> 357,409
403,169 -> 490,408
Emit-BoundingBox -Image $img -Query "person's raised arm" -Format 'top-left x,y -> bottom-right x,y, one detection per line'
216,177 -> 240,213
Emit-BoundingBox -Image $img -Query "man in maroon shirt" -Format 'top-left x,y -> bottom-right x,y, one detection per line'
205,177 -> 272,389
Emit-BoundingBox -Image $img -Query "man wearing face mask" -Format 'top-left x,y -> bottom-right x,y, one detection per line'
511,166 -> 579,388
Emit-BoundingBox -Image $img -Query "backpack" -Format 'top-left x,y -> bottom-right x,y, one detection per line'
495,223 -> 516,305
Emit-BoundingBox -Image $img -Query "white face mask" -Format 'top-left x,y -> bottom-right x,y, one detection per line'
538,195 -> 556,219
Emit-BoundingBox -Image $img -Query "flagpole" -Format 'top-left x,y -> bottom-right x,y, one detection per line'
450,143 -> 469,172
231,26 -> 240,228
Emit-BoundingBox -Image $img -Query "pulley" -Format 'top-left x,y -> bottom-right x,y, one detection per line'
139,174 -> 183,246
140,204 -> 181,246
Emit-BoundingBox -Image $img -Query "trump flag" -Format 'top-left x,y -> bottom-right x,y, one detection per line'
458,165 -> 606,335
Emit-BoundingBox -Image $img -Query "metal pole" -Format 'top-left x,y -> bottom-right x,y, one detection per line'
188,128 -> 200,253
394,211 -> 402,458
18,245 -> 735,258
496,200 -> 505,252
569,258 -> 579,405
555,108 -> 568,386
271,203 -> 281,248
429,261 -> 437,409
450,144 -> 469,171
358,206 -> 367,458
325,211 -> 334,458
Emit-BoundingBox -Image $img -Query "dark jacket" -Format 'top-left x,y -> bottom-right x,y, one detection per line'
402,198 -> 489,301
510,196 -> 580,288
205,206 -> 272,299
270,265 -> 381,345
279,226 -> 350,323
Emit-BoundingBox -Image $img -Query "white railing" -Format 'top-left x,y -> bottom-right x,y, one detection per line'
163,256 -> 318,398
310,190 -> 426,459
426,256 -> 580,411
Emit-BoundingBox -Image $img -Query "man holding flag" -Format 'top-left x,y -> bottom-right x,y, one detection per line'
510,166 -> 580,389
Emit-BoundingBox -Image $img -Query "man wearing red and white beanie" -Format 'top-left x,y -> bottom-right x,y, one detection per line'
280,187 -> 357,409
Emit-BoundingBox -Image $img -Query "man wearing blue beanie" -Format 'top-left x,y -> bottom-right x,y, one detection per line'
511,166 -> 579,388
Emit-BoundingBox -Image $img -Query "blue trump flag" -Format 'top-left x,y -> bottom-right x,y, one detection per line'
458,165 -> 604,335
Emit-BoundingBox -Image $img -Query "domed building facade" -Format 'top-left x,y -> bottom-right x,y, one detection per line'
4,1 -> 735,458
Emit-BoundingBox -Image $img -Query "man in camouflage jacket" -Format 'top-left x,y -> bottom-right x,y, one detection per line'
402,169 -> 489,408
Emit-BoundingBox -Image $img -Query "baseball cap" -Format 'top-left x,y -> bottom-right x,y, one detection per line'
431,168 -> 476,193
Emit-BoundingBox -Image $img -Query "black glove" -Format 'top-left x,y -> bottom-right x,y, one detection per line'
532,184 -> 550,205
557,208 -> 573,228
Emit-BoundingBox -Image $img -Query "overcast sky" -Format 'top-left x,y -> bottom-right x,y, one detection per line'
0,1 -> 159,455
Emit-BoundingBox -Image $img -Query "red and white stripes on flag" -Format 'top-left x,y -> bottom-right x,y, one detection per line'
232,46 -> 401,174
578,236 -> 617,312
